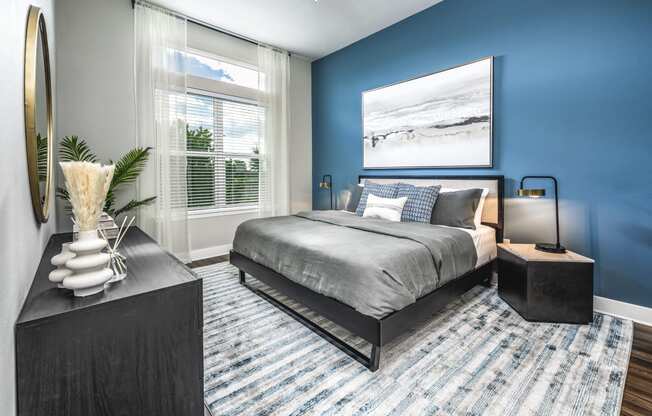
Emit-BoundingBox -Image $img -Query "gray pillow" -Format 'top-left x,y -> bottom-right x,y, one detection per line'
342,185 -> 364,212
430,188 -> 483,230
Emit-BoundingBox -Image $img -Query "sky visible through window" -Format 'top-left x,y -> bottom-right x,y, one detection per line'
186,51 -> 259,90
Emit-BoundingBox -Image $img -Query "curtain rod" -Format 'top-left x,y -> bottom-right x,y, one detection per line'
131,0 -> 290,56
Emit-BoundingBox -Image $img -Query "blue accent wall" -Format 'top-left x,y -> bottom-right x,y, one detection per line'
311,0 -> 652,307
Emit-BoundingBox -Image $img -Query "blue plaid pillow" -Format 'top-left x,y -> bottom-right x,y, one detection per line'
397,183 -> 441,223
355,182 -> 399,216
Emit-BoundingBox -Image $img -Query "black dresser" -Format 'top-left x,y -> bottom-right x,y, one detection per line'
15,228 -> 204,416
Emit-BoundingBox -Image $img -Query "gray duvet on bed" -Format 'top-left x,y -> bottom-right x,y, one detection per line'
232,210 -> 478,319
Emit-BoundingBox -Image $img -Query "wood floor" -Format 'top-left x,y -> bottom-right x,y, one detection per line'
187,254 -> 229,269
191,256 -> 652,415
622,322 -> 652,416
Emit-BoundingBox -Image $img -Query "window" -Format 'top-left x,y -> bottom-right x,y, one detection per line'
184,48 -> 263,215
186,91 -> 262,213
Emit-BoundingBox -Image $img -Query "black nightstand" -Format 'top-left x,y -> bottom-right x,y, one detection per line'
497,243 -> 594,324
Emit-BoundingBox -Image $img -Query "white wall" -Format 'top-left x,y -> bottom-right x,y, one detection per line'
189,211 -> 258,258
55,0 -> 137,231
55,0 -> 313,260
0,1 -> 57,415
188,22 -> 257,66
289,55 -> 312,214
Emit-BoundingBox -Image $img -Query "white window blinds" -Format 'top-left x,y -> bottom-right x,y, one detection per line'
186,91 -> 262,212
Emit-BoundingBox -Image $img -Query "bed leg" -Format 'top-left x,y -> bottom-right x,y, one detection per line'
481,262 -> 494,287
239,270 -> 245,285
369,345 -> 381,372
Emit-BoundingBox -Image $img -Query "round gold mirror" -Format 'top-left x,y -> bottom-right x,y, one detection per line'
25,5 -> 53,223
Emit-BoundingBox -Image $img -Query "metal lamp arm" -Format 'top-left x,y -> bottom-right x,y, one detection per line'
321,174 -> 333,210
520,175 -> 561,249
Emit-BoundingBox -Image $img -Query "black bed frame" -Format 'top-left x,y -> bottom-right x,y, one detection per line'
230,175 -> 504,371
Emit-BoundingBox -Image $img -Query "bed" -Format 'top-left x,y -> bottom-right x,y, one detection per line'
230,175 -> 504,371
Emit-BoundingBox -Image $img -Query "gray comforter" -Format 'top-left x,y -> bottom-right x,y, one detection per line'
233,210 -> 478,319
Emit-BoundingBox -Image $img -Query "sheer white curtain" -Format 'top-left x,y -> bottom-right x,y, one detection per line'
134,3 -> 190,262
257,46 -> 290,218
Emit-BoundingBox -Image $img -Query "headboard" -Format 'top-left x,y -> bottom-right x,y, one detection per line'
359,175 -> 504,242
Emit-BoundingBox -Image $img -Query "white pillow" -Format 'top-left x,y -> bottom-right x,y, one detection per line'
362,194 -> 407,222
440,187 -> 489,228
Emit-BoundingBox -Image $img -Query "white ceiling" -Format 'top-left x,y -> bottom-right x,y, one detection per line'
157,0 -> 443,60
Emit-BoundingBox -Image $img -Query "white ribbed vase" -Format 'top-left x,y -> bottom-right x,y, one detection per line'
63,230 -> 113,297
49,243 -> 75,288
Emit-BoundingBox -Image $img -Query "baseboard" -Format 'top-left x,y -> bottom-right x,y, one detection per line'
191,244 -> 232,261
594,296 -> 652,326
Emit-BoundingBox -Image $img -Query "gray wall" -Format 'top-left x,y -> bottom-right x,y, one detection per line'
0,1 -> 57,414
55,0 -> 137,231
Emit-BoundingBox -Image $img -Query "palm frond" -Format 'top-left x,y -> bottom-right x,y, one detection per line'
37,134 -> 49,181
59,136 -> 97,162
56,136 -> 154,222
103,147 -> 151,215
113,196 -> 156,218
56,186 -> 69,200
103,192 -> 116,216
56,187 -> 73,212
111,147 -> 151,189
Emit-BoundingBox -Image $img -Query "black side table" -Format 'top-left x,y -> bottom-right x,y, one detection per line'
497,243 -> 594,324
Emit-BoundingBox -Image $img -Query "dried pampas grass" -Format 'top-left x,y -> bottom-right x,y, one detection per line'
60,162 -> 115,231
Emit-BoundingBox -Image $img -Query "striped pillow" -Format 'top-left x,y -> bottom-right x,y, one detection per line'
355,182 -> 399,216
397,183 -> 441,223
362,194 -> 408,222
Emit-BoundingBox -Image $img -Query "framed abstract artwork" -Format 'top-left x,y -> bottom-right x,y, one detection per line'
362,57 -> 493,169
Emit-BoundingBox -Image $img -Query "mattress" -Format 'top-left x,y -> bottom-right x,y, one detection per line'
460,224 -> 497,267
341,210 -> 497,267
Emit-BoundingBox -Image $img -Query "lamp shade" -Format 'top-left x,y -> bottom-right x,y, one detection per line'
517,188 -> 545,198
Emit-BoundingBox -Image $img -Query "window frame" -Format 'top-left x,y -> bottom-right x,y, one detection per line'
186,85 -> 262,218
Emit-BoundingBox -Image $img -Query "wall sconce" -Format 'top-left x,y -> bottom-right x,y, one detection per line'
319,174 -> 333,210
518,175 -> 566,253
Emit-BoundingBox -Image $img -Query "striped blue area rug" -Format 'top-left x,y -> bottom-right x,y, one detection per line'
197,262 -> 633,416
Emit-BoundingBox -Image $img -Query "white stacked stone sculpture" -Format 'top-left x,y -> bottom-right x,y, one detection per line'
64,230 -> 113,296
48,243 -> 75,288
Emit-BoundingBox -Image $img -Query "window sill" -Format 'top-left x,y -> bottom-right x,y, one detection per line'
188,206 -> 258,220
